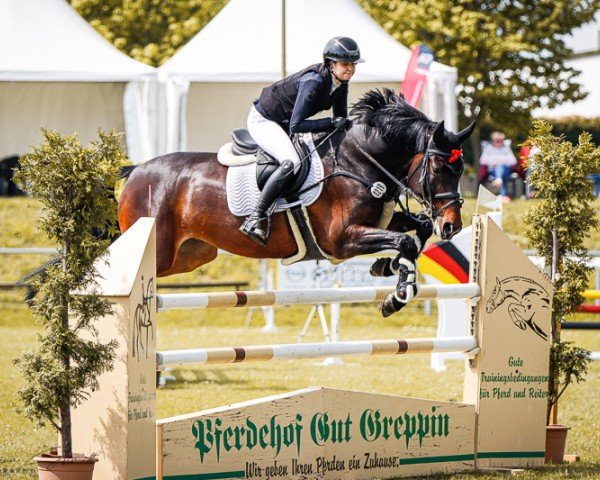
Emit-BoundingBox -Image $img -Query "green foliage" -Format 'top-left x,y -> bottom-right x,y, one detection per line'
358,0 -> 600,142
522,120 -> 600,423
69,0 -> 228,66
13,129 -> 127,457
549,340 -> 589,416
545,116 -> 600,146
523,122 -> 600,265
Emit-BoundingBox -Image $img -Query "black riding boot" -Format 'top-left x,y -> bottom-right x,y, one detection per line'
240,160 -> 295,245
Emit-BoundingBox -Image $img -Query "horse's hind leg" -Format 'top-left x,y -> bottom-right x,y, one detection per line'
162,238 -> 218,276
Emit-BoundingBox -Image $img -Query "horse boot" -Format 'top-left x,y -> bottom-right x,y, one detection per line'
240,159 -> 296,246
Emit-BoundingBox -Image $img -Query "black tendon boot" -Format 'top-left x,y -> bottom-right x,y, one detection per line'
240,160 -> 295,245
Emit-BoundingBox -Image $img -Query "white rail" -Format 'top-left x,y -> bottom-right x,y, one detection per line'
157,336 -> 478,369
156,283 -> 480,311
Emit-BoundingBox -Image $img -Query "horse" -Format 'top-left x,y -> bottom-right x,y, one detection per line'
118,89 -> 475,316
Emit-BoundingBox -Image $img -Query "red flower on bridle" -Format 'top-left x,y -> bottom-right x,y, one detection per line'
449,149 -> 463,163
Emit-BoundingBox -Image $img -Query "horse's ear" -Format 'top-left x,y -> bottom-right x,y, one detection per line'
432,121 -> 445,144
456,120 -> 476,144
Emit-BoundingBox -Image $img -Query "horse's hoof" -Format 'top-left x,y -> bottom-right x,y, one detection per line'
370,257 -> 392,277
381,294 -> 405,317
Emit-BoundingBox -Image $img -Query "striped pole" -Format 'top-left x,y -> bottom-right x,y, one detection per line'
561,321 -> 600,329
582,290 -> 600,301
156,336 -> 477,369
156,283 -> 480,311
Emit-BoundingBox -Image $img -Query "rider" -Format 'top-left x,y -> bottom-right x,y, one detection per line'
240,36 -> 364,245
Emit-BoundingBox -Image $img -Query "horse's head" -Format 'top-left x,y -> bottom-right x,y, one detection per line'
485,277 -> 506,314
348,89 -> 475,240
406,120 -> 475,240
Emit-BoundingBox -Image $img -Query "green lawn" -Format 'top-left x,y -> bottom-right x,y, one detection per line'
1,196 -> 599,479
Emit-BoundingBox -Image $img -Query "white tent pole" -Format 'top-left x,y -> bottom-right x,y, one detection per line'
444,72 -> 458,132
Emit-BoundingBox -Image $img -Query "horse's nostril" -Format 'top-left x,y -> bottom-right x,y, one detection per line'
442,223 -> 453,237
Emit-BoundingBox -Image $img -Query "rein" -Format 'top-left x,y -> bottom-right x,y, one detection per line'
348,133 -> 464,219
292,123 -> 463,220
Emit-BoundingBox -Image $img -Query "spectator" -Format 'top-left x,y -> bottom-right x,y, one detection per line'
478,131 -> 517,202
519,143 -> 540,199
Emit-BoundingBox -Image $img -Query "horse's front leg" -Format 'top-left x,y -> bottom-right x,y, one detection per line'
334,225 -> 423,317
369,212 -> 433,278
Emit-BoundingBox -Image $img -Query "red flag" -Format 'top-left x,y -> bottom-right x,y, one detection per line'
401,44 -> 435,107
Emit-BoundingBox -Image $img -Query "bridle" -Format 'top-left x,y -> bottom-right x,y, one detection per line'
403,134 -> 464,218
348,131 -> 464,220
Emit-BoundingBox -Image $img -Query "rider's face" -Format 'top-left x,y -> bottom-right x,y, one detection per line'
332,61 -> 356,81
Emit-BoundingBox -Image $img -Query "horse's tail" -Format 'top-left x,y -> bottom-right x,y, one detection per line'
115,164 -> 137,204
19,256 -> 61,304
119,164 -> 137,180
20,223 -> 122,303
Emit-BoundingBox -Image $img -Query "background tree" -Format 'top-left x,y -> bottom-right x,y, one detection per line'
522,120 -> 599,423
358,0 -> 600,164
69,0 -> 227,66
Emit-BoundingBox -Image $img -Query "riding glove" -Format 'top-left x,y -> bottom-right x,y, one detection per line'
332,117 -> 350,129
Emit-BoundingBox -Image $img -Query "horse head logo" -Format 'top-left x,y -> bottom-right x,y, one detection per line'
485,276 -> 550,341
132,275 -> 155,360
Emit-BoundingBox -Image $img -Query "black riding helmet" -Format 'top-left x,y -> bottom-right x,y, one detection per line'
323,36 -> 365,64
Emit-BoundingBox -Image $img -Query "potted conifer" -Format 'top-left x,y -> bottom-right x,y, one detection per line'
522,120 -> 599,463
14,129 -> 127,479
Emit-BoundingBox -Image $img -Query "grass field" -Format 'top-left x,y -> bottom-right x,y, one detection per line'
1,196 -> 599,479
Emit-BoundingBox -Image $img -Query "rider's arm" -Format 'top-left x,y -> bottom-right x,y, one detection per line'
289,73 -> 333,134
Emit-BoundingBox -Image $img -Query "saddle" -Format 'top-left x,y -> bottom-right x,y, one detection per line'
223,129 -> 334,265
230,128 -> 312,196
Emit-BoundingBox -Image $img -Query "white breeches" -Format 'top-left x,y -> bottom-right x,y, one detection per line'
247,105 -> 301,172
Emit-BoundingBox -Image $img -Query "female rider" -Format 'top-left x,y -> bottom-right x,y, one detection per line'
240,36 -> 363,245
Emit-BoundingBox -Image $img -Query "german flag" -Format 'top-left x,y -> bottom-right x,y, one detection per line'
418,241 -> 469,284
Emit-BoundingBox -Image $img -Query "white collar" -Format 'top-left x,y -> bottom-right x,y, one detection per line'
331,73 -> 342,92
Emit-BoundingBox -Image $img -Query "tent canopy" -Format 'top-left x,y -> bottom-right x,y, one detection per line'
157,0 -> 458,153
533,54 -> 600,118
159,0 -> 455,83
0,0 -> 157,162
0,0 -> 154,81
564,11 -> 600,55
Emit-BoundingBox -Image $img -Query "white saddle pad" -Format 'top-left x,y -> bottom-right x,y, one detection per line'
225,135 -> 325,217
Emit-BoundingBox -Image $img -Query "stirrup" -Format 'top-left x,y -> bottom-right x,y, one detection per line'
240,215 -> 271,246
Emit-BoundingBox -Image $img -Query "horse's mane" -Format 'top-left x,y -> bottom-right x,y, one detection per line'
350,88 -> 433,149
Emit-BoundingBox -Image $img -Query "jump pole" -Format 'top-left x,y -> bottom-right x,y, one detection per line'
71,215 -> 552,480
156,283 -> 480,311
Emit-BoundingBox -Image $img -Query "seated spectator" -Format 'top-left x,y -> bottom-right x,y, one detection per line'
519,143 -> 540,199
478,131 -> 517,202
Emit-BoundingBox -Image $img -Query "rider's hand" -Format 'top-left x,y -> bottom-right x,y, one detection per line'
331,117 -> 350,129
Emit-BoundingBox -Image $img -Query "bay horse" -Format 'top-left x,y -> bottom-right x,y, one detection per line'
119,89 -> 475,316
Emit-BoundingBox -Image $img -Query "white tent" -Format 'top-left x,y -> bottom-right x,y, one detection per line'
0,0 -> 157,163
533,54 -> 600,118
534,13 -> 600,119
564,11 -> 600,54
158,0 -> 458,153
